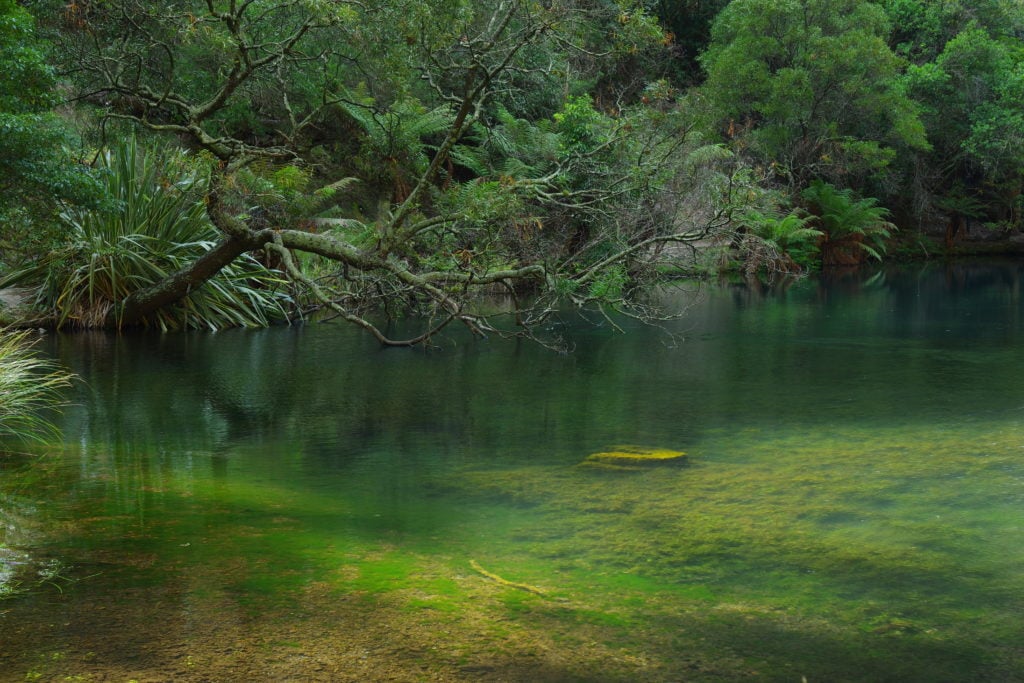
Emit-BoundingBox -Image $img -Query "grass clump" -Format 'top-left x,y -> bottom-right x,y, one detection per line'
0,330 -> 71,443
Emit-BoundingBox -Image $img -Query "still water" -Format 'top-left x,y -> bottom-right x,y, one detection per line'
2,262 -> 1024,681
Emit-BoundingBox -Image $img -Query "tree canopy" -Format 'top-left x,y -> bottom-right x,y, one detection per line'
699,0 -> 928,189
903,24 -> 1024,226
3,0 -> 734,345
0,0 -> 99,236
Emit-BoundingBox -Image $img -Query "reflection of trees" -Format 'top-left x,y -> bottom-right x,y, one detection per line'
48,323 -> 707,478
44,261 -> 1024,486
700,261 -> 1024,428
0,473 -> 55,599
0,497 -> 33,594
53,330 -> 312,455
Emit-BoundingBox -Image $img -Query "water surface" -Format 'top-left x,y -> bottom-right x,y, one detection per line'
2,262 -> 1024,681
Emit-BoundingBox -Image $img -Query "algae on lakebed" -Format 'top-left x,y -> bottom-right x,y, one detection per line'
4,415 -> 1024,681
430,419 -> 1024,680
8,263 -> 1024,681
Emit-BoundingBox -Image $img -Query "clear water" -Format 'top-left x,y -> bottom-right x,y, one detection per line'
2,261 -> 1024,681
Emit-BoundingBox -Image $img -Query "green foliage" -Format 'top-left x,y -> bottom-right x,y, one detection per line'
935,189 -> 988,221
34,0 -> 1019,335
477,106 -> 560,179
880,0 -> 1023,63
587,265 -> 629,300
0,0 -> 100,233
438,179 -> 523,227
801,180 -> 895,261
699,0 -> 927,186
553,96 -> 609,156
0,331 -> 71,443
549,94 -> 624,198
553,277 -> 581,297
0,0 -> 54,113
229,162 -> 343,232
544,0 -> 671,106
1,139 -> 289,331
271,165 -> 312,194
339,96 -> 454,200
902,23 -> 1024,224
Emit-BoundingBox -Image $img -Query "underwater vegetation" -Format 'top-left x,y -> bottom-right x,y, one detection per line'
5,263 -> 1024,681
4,416 -> 1022,681
430,421 -> 1024,681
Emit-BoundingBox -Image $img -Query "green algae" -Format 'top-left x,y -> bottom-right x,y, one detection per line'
349,553 -> 418,595
423,418 -> 1024,679
5,418 -> 1024,682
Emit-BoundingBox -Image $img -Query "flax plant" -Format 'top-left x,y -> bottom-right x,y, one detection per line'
1,138 -> 289,331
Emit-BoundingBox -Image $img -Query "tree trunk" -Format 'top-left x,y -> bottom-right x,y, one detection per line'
945,213 -> 966,250
821,233 -> 865,266
108,233 -> 266,328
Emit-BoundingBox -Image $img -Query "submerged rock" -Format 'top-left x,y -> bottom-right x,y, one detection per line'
581,445 -> 687,470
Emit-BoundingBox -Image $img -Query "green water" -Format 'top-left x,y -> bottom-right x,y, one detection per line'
3,262 -> 1024,681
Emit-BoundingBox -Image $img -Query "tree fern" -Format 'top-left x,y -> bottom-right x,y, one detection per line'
447,143 -> 490,177
739,209 -> 823,272
339,96 -> 455,189
801,180 -> 895,261
682,144 -> 734,173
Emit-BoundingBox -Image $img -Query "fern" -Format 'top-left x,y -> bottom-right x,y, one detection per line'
682,143 -> 734,173
801,180 -> 895,260
486,106 -> 559,169
448,144 -> 490,177
339,97 -> 453,174
740,209 -> 823,272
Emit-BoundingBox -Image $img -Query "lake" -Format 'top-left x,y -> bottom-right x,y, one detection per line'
2,261 -> 1024,681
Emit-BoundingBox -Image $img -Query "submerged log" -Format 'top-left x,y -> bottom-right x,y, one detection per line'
470,560 -> 548,597
581,445 -> 687,470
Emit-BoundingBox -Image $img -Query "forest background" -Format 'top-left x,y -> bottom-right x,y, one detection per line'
1,0 -> 1022,345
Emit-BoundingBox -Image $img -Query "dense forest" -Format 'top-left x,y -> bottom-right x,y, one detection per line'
1,0 -> 1023,343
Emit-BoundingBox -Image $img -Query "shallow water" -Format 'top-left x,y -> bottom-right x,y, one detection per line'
3,262 -> 1024,681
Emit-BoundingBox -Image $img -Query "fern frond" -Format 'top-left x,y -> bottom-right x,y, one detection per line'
314,176 -> 360,199
449,144 -> 490,177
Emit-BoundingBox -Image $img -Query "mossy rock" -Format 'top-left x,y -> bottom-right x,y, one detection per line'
581,446 -> 687,470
